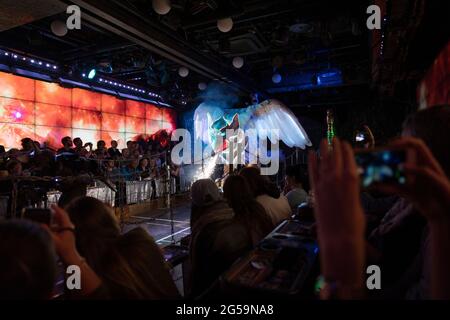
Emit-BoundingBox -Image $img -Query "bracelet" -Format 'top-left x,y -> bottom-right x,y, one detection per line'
315,275 -> 364,300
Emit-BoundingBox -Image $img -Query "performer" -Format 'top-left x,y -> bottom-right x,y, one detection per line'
193,99 -> 312,179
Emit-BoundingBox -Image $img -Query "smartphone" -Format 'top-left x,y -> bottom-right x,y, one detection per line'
21,208 -> 53,225
355,148 -> 407,188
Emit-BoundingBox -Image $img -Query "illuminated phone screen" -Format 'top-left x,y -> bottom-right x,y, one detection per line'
355,149 -> 406,188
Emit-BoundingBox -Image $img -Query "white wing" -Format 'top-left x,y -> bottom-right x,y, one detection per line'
193,102 -> 223,144
245,99 -> 312,149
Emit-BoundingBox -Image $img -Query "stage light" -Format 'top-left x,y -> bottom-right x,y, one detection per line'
46,63 -> 50,67
4,52 -> 9,56
14,111 -> 22,119
53,66 -> 57,69
82,73 -> 86,77
272,73 -> 282,84
217,17 -> 233,33
51,20 -> 68,37
178,67 -> 189,77
30,59 -> 35,63
88,69 -> 96,79
152,0 -> 171,15
198,82 -> 207,90
13,55 -> 18,59
232,57 -> 244,69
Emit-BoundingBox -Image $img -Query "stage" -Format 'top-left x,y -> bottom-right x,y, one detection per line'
122,193 -> 192,246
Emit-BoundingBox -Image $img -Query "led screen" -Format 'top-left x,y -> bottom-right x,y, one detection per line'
0,72 -> 176,149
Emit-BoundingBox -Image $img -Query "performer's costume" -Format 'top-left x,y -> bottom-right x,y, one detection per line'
193,99 -> 312,167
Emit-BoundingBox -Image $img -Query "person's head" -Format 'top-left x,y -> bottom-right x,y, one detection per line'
285,165 -> 309,191
223,175 -> 274,243
223,175 -> 256,208
65,197 -> 120,270
149,158 -> 157,167
111,140 -> 118,149
139,158 -> 149,168
191,179 -> 221,207
0,220 -> 57,299
133,149 -> 141,158
402,105 -> 450,176
122,148 -> 130,158
129,159 -> 139,169
126,140 -> 133,150
61,136 -> 73,148
106,159 -> 116,169
0,145 -> 5,154
21,137 -> 34,151
97,140 -> 106,150
6,160 -> 22,176
239,166 -> 280,198
73,137 -> 83,148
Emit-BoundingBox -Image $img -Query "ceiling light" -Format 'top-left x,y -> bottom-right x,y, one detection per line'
217,17 -> 233,33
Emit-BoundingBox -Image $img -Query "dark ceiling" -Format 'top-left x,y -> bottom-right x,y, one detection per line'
0,0 -> 447,113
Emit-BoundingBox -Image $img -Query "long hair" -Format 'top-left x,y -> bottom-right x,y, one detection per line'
239,166 -> 280,198
66,197 -> 178,299
223,175 -> 274,244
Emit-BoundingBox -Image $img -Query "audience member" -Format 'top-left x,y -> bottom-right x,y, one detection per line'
239,166 -> 291,225
189,179 -> 251,297
223,175 -> 273,245
138,157 -> 150,178
94,140 -> 108,160
107,140 -> 122,159
283,165 -> 309,211
65,197 -> 179,299
367,106 -> 450,296
0,220 -> 57,299
121,159 -> 140,181
73,138 -> 90,157
57,136 -> 75,154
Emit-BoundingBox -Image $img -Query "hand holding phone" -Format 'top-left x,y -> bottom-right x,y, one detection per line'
372,137 -> 450,221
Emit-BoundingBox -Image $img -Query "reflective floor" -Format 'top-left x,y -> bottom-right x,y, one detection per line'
122,196 -> 191,245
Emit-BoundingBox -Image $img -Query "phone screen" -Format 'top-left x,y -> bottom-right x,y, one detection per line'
22,208 -> 53,225
355,149 -> 406,188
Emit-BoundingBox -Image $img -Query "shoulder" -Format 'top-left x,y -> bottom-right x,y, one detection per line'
120,227 -> 158,248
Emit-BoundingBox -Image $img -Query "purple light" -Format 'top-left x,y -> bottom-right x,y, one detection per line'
14,111 -> 22,119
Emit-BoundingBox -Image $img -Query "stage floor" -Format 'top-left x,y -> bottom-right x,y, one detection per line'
122,196 -> 192,246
